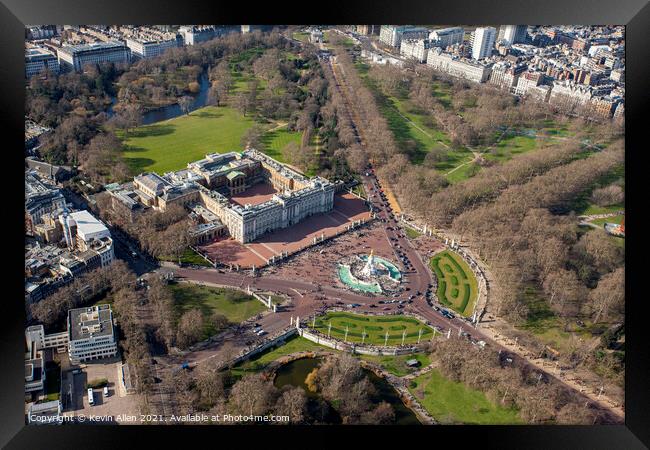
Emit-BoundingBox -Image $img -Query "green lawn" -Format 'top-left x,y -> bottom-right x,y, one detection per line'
169,283 -> 266,339
582,203 -> 624,216
121,106 -> 258,175
360,353 -> 431,377
159,248 -> 212,267
404,226 -> 422,239
591,214 -> 624,227
409,369 -> 523,424
311,312 -> 433,345
484,134 -> 538,162
430,250 -> 478,317
261,127 -> 303,162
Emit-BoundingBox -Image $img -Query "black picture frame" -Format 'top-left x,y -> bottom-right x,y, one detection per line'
2,0 -> 648,448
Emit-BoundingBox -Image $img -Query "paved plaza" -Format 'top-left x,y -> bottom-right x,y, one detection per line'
198,193 -> 372,268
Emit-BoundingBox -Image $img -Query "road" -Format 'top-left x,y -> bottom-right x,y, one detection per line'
146,28 -> 623,424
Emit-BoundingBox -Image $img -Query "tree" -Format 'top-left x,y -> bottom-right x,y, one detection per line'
240,125 -> 266,150
211,312 -> 229,331
275,386 -> 308,423
195,361 -> 226,408
344,144 -> 368,174
229,374 -> 277,416
207,83 -> 222,106
589,267 -> 624,323
590,185 -> 624,207
176,308 -> 204,349
178,96 -> 193,115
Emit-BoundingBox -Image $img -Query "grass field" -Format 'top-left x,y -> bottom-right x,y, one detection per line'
430,250 -> 478,317
409,369 -> 523,424
261,127 -> 303,162
121,106 -> 257,174
159,248 -> 212,267
404,226 -> 422,239
311,312 -> 434,345
169,283 -> 266,339
591,214 -> 624,227
121,105 -> 304,175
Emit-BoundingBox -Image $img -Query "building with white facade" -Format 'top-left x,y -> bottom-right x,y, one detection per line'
471,27 -> 496,60
379,25 -> 429,48
429,27 -> 464,48
514,70 -> 545,96
427,48 -> 493,83
68,210 -> 114,267
179,25 -> 219,45
125,35 -> 179,59
489,61 -> 527,91
498,25 -> 528,45
57,41 -> 130,72
130,150 -> 337,244
67,305 -> 118,364
400,39 -> 435,62
25,46 -> 59,78
549,80 -> 593,111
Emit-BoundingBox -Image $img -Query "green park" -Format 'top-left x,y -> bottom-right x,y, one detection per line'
169,283 -> 267,339
310,311 -> 434,345
430,250 -> 478,317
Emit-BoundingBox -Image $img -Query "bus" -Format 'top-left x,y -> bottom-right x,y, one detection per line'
87,388 -> 94,406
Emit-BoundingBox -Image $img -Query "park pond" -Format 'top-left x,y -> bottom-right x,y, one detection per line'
273,357 -> 420,425
108,71 -> 211,125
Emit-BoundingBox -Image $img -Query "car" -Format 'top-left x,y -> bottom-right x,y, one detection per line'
397,304 -> 405,309
382,307 -> 390,311
405,287 -> 411,291
369,304 -> 377,308
378,300 -> 385,304
256,329 -> 266,336
131,251 -> 137,258
408,295 -> 415,300
335,301 -> 344,305
398,300 -> 404,304
153,377 -> 162,384
407,300 -> 413,304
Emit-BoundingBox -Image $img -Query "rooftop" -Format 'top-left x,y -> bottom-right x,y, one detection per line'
68,304 -> 115,342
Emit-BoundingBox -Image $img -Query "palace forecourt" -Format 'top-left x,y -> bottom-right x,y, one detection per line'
110,149 -> 372,268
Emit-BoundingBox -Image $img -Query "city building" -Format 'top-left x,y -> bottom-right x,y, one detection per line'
400,39 -> 436,63
130,150 -> 337,244
57,41 -> 130,72
355,25 -> 379,35
548,80 -> 593,111
428,27 -> 464,48
125,35 -> 179,59
310,29 -> 324,44
27,400 -> 62,425
489,61 -> 527,91
67,305 -> 118,364
25,171 -> 66,235
514,70 -> 544,96
25,46 -> 59,78
68,210 -> 114,267
427,48 -> 493,83
379,25 -> 429,48
471,27 -> 496,60
498,25 -> 528,45
178,26 -> 219,45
